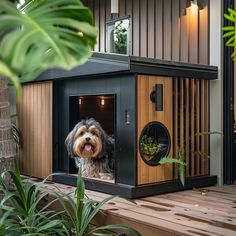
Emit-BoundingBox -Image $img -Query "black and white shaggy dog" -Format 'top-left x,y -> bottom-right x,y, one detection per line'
65,118 -> 114,179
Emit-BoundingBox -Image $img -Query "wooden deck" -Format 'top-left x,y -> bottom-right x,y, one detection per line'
42,181 -> 236,236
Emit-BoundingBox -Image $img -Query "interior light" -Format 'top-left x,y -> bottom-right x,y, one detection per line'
79,98 -> 82,105
100,98 -> 105,106
111,0 -> 119,14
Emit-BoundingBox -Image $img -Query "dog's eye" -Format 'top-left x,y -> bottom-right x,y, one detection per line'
91,131 -> 96,136
79,131 -> 85,136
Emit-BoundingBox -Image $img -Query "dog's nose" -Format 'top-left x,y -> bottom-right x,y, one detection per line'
85,137 -> 91,142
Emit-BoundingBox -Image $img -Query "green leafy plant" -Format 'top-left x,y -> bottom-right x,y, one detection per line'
223,8 -> 236,60
0,160 -> 68,235
223,8 -> 236,144
52,170 -> 141,236
114,21 -> 127,54
0,0 -> 98,95
0,0 -> 97,184
159,148 -> 186,187
159,132 -> 221,187
0,161 -> 141,236
140,135 -> 162,158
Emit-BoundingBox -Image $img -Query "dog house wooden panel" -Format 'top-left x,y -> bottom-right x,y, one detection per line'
137,75 -> 173,184
17,81 -> 52,179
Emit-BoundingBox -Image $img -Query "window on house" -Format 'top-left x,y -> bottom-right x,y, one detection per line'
106,17 -> 131,55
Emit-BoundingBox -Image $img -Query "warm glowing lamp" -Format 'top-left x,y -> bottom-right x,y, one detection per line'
100,98 -> 105,106
183,0 -> 204,15
190,0 -> 198,11
186,0 -> 204,10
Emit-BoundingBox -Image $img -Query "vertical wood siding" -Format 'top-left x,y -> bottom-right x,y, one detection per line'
137,75 -> 173,184
17,81 -> 52,179
172,78 -> 210,178
84,0 -> 209,64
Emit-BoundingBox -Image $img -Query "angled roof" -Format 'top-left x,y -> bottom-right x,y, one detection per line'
35,52 -> 218,82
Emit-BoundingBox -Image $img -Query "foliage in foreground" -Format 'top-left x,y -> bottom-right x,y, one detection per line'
0,161 -> 141,236
223,7 -> 236,60
53,170 -> 141,236
223,7 -> 236,144
0,161 -> 67,235
0,0 -> 98,95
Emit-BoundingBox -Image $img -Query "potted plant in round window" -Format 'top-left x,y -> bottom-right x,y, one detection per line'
139,122 -> 171,166
140,135 -> 163,161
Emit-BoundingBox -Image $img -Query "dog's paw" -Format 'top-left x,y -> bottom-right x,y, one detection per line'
99,172 -> 114,180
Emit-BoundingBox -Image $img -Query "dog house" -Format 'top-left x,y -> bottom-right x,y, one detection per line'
17,53 -> 218,198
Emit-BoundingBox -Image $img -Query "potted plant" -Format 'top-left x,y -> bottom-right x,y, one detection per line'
140,135 -> 163,160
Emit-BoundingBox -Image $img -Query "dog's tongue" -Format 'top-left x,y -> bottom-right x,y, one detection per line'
85,144 -> 92,152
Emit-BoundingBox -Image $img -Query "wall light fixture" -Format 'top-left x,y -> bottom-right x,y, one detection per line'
111,0 -> 119,14
183,0 -> 205,15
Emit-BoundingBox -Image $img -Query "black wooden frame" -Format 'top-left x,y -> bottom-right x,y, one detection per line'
53,73 -> 137,187
53,174 -> 217,199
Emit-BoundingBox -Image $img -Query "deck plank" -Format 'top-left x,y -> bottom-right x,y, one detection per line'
36,180 -> 236,236
159,193 -> 235,213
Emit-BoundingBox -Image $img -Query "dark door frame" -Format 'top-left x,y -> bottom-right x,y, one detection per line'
223,0 -> 235,184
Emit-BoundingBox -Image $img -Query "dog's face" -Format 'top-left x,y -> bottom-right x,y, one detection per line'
73,124 -> 102,158
65,118 -> 107,159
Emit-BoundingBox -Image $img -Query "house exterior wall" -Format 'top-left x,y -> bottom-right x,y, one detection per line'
83,0 -> 209,64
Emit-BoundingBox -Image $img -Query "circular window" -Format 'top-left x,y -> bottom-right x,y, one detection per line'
139,122 -> 171,166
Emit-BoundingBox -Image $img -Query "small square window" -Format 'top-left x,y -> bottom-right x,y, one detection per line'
106,17 -> 131,55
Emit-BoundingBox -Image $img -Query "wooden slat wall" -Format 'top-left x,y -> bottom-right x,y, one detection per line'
137,75 -> 173,184
83,0 -> 209,64
173,78 -> 210,178
173,79 -> 178,178
17,81 -> 52,179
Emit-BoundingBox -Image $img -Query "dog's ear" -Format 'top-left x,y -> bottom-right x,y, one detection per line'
65,128 -> 76,157
97,122 -> 108,154
106,136 -> 115,170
